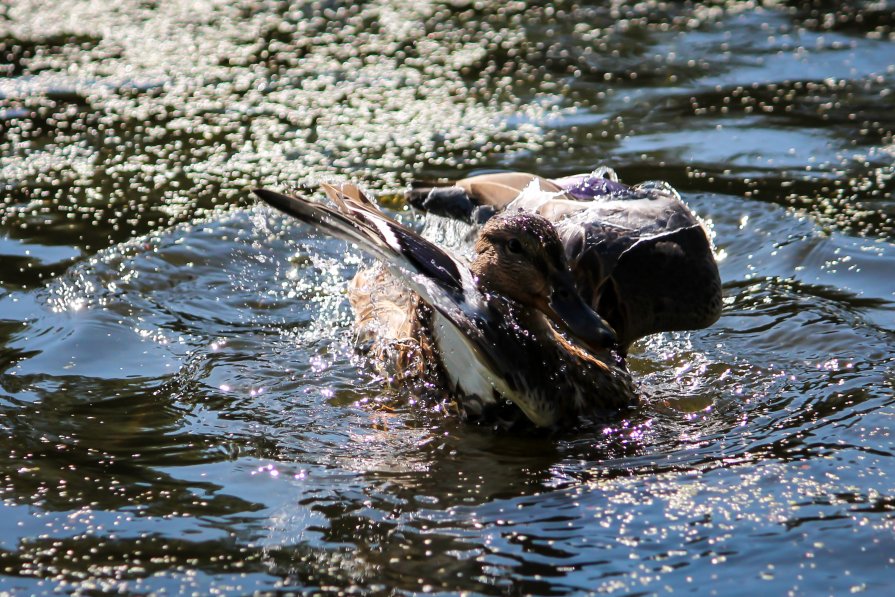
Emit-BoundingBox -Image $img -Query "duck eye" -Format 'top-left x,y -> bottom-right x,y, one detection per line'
506,238 -> 523,254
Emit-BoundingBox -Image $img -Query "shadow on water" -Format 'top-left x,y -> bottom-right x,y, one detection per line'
1,0 -> 895,593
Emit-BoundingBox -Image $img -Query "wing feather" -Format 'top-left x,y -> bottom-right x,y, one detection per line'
253,188 -> 480,316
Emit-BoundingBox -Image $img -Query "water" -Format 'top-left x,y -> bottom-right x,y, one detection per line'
1,0 -> 894,593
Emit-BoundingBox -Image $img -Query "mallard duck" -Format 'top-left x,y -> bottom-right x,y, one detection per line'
254,183 -> 638,429
407,169 -> 722,351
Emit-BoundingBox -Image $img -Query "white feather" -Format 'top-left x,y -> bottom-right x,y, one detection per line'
368,215 -> 402,252
505,178 -> 566,212
430,312 -> 499,405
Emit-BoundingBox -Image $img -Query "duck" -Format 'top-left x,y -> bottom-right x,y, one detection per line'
406,168 -> 722,352
254,182 -> 639,429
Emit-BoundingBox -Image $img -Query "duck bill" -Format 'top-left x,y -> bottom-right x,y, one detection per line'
546,279 -> 617,352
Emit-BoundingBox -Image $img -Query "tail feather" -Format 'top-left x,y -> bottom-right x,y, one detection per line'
321,182 -> 391,221
339,182 -> 378,210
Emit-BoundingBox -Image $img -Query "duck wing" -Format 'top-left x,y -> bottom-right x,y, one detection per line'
550,184 -> 722,349
255,187 -> 549,413
407,172 -> 572,222
407,173 -> 721,350
256,189 -> 538,389
254,188 -> 477,310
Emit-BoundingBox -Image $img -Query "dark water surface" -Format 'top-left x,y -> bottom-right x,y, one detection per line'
2,1 -> 895,594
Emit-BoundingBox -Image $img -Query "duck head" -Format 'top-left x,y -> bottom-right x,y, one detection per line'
471,212 -> 618,353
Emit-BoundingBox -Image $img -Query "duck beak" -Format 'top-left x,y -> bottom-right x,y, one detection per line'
546,274 -> 618,351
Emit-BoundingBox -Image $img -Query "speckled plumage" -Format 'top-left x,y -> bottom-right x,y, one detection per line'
254,184 -> 638,429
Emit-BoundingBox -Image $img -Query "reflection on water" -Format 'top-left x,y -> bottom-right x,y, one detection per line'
2,0 -> 895,594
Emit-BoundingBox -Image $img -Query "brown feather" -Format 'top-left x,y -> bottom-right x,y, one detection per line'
457,173 -> 565,209
348,265 -> 428,383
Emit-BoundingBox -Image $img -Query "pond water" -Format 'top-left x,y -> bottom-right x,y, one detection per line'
1,0 -> 894,593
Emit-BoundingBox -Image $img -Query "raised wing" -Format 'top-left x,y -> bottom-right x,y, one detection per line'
255,188 -> 473,299
254,188 -> 514,377
406,172 -> 722,350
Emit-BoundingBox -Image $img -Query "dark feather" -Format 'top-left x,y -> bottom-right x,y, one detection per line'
390,226 -> 463,292
254,187 -> 470,306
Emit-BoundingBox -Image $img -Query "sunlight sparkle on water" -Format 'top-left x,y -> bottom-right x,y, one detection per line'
252,464 -> 281,479
1,1 -> 894,594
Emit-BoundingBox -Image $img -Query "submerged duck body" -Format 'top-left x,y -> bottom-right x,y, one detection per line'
254,183 -> 638,429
